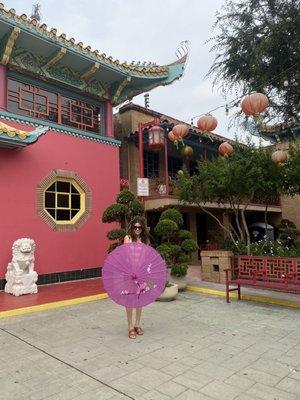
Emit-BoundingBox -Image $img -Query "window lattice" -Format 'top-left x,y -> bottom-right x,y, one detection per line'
44,179 -> 83,222
7,79 -> 102,134
143,150 -> 159,179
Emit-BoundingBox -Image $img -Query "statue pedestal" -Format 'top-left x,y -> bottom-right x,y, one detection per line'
5,270 -> 38,296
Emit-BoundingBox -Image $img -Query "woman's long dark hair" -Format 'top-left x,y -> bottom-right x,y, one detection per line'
128,216 -> 150,244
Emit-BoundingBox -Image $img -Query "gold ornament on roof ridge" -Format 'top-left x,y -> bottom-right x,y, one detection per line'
0,121 -> 30,140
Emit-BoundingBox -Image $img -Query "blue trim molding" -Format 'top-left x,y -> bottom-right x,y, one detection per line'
0,110 -> 121,147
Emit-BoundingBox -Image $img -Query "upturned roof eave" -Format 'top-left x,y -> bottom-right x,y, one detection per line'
0,120 -> 49,148
0,7 -> 179,80
115,55 -> 187,105
0,5 -> 188,103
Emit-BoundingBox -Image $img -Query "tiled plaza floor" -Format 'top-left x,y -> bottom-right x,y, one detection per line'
0,292 -> 300,400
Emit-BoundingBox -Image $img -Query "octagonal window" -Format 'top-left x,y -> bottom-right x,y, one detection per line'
44,179 -> 84,223
37,170 -> 91,231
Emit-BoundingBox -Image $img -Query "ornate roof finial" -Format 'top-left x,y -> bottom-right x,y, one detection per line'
175,40 -> 189,59
30,3 -> 41,23
144,93 -> 150,109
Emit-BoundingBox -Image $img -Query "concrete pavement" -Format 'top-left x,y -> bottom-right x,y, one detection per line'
0,292 -> 300,400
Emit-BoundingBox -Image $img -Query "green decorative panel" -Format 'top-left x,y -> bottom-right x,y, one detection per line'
47,64 -> 80,87
12,47 -> 44,75
85,79 -> 108,98
10,47 -> 109,101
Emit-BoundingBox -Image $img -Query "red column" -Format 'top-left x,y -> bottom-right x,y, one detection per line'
138,123 -> 144,178
0,65 -> 7,110
104,101 -> 114,137
164,136 -> 169,195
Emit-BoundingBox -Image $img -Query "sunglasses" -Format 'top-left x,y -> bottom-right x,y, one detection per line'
133,225 -> 142,230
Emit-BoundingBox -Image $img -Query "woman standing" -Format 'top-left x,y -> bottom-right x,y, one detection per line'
124,216 -> 150,339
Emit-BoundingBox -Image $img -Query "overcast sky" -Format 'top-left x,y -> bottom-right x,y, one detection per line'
5,0 -> 258,142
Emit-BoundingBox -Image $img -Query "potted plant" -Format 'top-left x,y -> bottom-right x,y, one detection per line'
157,281 -> 178,301
154,208 -> 198,291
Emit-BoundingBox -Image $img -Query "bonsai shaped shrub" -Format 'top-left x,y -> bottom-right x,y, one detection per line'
101,189 -> 145,252
277,219 -> 300,248
154,208 -> 198,278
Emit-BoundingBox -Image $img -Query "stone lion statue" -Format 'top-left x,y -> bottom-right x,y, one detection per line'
7,238 -> 35,274
5,238 -> 38,296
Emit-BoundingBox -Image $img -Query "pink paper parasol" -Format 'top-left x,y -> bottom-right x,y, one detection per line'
102,243 -> 167,308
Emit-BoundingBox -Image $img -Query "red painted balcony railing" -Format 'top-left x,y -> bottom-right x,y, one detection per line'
250,194 -> 281,207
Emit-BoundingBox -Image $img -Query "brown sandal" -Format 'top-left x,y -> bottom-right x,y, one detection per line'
135,326 -> 144,335
128,328 -> 136,339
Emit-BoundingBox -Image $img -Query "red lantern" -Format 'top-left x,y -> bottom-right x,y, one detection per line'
241,92 -> 269,117
168,131 -> 178,147
148,125 -> 165,150
168,131 -> 176,142
197,115 -> 218,132
271,149 -> 287,164
218,141 -> 233,157
172,124 -> 189,139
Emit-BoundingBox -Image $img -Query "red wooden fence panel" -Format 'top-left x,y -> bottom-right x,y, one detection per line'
237,255 -> 300,284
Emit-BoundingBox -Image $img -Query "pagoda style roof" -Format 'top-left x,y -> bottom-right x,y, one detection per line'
0,120 -> 48,148
118,103 -> 235,145
0,4 -> 188,105
259,121 -> 300,143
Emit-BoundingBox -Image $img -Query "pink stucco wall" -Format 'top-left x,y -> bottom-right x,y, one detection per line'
0,123 -> 120,278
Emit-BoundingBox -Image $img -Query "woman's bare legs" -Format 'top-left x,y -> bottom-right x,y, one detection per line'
135,307 -> 144,334
126,308 -> 143,337
135,307 -> 142,327
126,307 -> 134,329
126,307 -> 136,338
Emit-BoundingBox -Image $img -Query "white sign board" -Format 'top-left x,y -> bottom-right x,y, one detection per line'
137,178 -> 149,197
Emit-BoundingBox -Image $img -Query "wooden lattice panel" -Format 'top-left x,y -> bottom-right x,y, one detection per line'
294,259 -> 300,283
237,256 -> 300,284
266,258 -> 294,282
238,256 -> 265,279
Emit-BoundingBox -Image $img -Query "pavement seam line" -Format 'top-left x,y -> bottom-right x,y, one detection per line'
186,285 -> 300,308
0,327 -> 135,400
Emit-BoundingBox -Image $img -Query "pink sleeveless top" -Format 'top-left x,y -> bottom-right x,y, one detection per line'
125,235 -> 142,244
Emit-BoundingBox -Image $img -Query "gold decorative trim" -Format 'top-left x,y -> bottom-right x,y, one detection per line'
42,47 -> 66,69
37,169 -> 92,232
1,26 -> 20,65
81,62 -> 99,81
112,76 -> 131,105
0,121 -> 30,139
